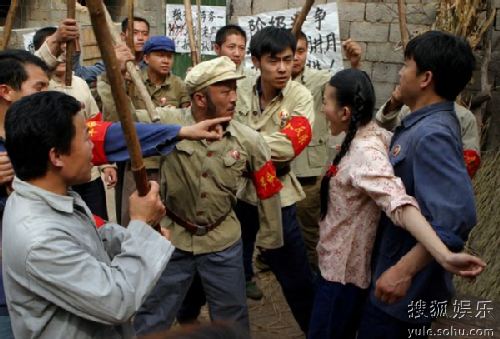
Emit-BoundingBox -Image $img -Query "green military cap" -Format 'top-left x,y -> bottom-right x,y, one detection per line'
185,56 -> 245,95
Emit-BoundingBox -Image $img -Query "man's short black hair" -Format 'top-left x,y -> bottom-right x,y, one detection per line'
404,30 -> 475,101
249,27 -> 296,59
215,24 -> 247,46
296,30 -> 307,45
33,26 -> 57,51
121,16 -> 150,33
5,91 -> 81,181
0,50 -> 49,91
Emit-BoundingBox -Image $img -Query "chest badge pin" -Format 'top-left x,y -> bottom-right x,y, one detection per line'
229,150 -> 241,160
279,110 -> 290,128
391,144 -> 401,157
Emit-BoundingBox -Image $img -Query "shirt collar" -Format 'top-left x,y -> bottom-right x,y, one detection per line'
142,67 -> 172,87
401,101 -> 454,129
12,177 -> 86,214
254,76 -> 290,100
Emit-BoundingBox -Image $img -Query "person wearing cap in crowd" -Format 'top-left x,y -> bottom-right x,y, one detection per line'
133,35 -> 190,110
290,31 -> 362,272
100,35 -> 191,225
234,27 -> 315,333
131,56 -> 283,338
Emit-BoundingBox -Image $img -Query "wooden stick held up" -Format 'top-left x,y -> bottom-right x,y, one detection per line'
291,0 -> 315,38
1,0 -> 19,51
65,0 -> 76,86
397,0 -> 409,48
184,0 -> 200,66
126,0 -> 136,98
196,0 -> 202,63
99,3 -> 160,122
126,0 -> 135,52
86,0 -> 149,196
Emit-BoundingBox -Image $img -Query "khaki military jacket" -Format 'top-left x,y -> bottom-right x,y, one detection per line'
235,77 -> 314,207
135,107 -> 283,254
132,68 -> 190,110
291,67 -> 332,177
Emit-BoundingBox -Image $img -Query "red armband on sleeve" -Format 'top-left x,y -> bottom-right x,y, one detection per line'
281,116 -> 312,156
86,120 -> 112,166
88,112 -> 103,122
463,149 -> 481,178
252,161 -> 283,199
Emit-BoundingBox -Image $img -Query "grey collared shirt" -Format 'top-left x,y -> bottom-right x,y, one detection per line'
2,178 -> 174,339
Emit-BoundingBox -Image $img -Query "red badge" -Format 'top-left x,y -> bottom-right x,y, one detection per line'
228,150 -> 241,160
160,97 -> 168,106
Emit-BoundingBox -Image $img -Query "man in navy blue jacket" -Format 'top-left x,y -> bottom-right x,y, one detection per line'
357,31 -> 478,339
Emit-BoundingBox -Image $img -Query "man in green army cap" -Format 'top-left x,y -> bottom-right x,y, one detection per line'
129,56 -> 284,337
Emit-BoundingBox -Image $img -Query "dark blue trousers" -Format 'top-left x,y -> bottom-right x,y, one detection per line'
236,200 -> 315,333
357,298 -> 431,339
308,276 -> 367,339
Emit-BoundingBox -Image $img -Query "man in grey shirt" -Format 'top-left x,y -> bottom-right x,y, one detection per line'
2,91 -> 172,339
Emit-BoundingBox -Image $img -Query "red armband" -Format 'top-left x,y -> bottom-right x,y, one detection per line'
463,149 -> 481,178
252,161 -> 283,199
86,120 -> 112,166
88,112 -> 103,122
281,116 -> 312,156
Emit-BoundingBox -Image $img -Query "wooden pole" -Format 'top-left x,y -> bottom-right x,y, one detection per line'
183,0 -> 199,66
98,3 -> 160,122
1,0 -> 19,51
126,0 -> 135,97
291,0 -> 315,38
86,0 -> 149,196
65,0 -> 76,86
126,0 -> 135,53
196,0 -> 202,63
397,0 -> 409,48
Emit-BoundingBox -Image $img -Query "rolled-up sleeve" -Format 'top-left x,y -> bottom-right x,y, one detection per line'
412,130 -> 476,251
25,220 -> 174,325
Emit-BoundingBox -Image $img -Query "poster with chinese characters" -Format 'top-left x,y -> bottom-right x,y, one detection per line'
238,2 -> 342,73
166,4 -> 226,55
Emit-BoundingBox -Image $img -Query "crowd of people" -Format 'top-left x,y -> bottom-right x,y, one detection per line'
0,13 -> 487,339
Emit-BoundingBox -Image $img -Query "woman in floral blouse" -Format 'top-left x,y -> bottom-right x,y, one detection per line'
308,69 -> 485,339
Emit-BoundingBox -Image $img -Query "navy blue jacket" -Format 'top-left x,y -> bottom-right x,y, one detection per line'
370,101 -> 476,323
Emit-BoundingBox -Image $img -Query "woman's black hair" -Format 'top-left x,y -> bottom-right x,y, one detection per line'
319,68 -> 376,220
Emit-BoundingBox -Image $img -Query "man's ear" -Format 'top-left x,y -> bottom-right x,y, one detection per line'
214,44 -> 221,56
120,31 -> 127,42
48,147 -> 65,169
251,56 -> 260,70
419,70 -> 434,91
143,54 -> 150,65
192,91 -> 206,108
0,84 -> 17,102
